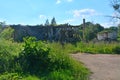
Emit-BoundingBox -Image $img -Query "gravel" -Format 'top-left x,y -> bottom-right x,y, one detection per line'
71,53 -> 120,80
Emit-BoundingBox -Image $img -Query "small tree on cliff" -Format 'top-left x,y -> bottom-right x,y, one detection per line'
51,17 -> 57,26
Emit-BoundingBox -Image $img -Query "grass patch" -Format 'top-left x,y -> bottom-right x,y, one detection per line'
49,41 -> 120,54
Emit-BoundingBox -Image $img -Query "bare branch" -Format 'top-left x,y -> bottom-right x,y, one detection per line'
106,15 -> 120,19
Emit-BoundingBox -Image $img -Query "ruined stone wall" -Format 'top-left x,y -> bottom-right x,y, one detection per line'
11,25 -> 80,42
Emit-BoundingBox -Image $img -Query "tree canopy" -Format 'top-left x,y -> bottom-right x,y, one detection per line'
80,22 -> 104,41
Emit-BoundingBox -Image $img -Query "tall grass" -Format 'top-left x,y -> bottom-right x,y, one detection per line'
0,38 -> 90,80
1,38 -> 120,80
76,42 -> 120,54
49,41 -> 120,54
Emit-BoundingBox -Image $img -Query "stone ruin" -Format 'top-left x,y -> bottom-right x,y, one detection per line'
11,25 -> 80,43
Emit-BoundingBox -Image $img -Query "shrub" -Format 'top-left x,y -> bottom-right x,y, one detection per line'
22,75 -> 39,80
0,39 -> 22,73
15,37 -> 90,80
0,27 -> 14,40
0,73 -> 21,80
17,37 -> 51,74
43,70 -> 74,80
0,41 -> 13,73
17,37 -> 78,73
112,46 -> 120,54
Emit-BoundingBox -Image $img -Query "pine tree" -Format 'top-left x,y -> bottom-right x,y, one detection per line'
45,19 -> 49,26
51,17 -> 56,26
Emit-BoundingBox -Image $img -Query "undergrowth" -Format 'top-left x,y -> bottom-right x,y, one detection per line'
49,41 -> 120,54
0,37 -> 90,80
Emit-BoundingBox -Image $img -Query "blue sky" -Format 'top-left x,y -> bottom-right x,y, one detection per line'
0,0 -> 118,27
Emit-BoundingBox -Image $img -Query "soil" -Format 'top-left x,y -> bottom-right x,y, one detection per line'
71,53 -> 120,80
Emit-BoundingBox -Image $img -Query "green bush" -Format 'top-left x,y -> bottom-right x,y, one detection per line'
112,46 -> 120,54
0,26 -> 22,73
0,41 -> 13,73
43,70 -> 74,80
17,37 -> 51,74
0,73 -> 21,80
14,37 -> 90,79
0,27 -> 14,40
0,37 -> 90,80
17,37 -> 72,74
0,39 -> 22,73
22,75 -> 39,80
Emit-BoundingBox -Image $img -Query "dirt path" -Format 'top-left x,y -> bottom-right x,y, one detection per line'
71,53 -> 120,80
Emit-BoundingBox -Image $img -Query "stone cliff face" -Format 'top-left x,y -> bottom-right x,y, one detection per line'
11,25 -> 80,42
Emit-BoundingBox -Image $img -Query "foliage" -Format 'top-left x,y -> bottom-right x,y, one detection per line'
16,37 -> 51,74
0,27 -> 14,40
1,36 -> 120,80
51,17 -> 57,26
22,75 -> 39,80
80,22 -> 104,41
49,41 -> 120,54
110,0 -> 120,24
112,45 -> 120,54
0,40 -> 22,73
42,70 -> 74,80
0,36 -> 90,80
14,37 -> 90,79
44,19 -> 49,26
0,73 -> 21,80
111,0 -> 120,19
0,25 -> 2,32
0,26 -> 22,74
0,73 -> 40,80
118,25 -> 120,40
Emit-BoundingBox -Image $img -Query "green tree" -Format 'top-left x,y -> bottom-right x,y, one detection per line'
80,22 -> 104,41
109,26 -> 118,31
117,24 -> 120,40
0,26 -> 14,40
45,19 -> 49,26
0,25 -> 2,33
51,17 -> 56,26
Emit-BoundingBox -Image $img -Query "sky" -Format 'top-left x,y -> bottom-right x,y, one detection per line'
0,0 -> 119,27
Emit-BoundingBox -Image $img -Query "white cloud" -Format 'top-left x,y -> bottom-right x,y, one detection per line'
101,21 -> 120,28
39,15 -> 46,19
56,0 -> 73,4
102,12 -> 120,27
101,23 -> 113,28
73,9 -> 99,18
56,0 -> 61,4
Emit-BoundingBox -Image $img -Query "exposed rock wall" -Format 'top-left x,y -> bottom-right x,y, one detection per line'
11,25 -> 80,42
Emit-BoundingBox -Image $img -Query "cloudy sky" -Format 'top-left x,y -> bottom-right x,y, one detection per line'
0,0 -> 118,27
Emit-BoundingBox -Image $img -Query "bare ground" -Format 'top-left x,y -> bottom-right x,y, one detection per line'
71,53 -> 120,80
